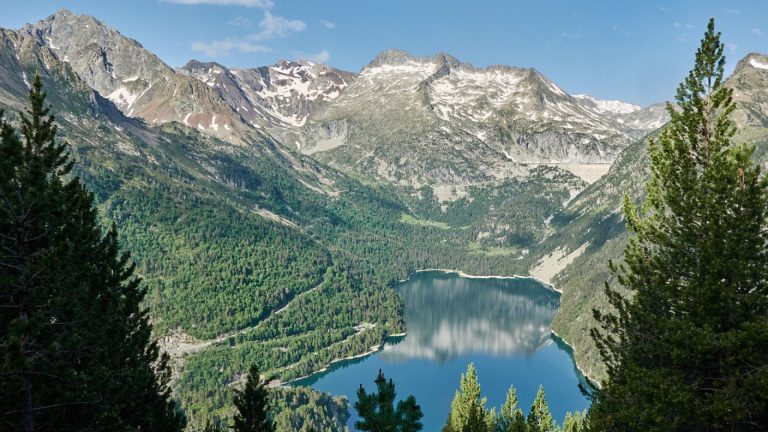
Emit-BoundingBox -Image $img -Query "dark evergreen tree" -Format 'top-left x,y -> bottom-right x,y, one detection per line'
0,76 -> 183,431
589,19 -> 768,431
354,369 -> 423,432
232,364 -> 275,432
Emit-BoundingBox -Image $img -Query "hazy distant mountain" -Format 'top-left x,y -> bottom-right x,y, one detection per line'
574,94 -> 669,133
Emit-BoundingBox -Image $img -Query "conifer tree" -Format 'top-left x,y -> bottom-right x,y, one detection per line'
496,386 -> 526,432
561,410 -> 585,432
354,369 -> 423,432
484,407 -> 496,432
526,385 -> 556,432
462,402 -> 487,432
589,18 -> 768,431
0,76 -> 183,431
232,364 -> 275,432
443,364 -> 489,432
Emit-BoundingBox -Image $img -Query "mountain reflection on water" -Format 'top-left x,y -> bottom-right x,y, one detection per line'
294,271 -> 592,431
379,272 -> 560,363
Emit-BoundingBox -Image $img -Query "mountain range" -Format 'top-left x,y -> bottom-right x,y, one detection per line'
3,7 -> 768,426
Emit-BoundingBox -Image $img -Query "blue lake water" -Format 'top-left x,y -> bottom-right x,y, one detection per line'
292,271 -> 592,431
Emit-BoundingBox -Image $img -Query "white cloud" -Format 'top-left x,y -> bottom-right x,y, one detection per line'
191,40 -> 270,56
753,28 -> 764,37
164,0 -> 274,8
657,5 -> 671,12
248,11 -> 306,41
674,22 -> 694,29
321,20 -> 336,29
724,7 -> 741,15
726,43 -> 738,53
303,49 -> 331,63
229,16 -> 251,27
612,25 -> 637,36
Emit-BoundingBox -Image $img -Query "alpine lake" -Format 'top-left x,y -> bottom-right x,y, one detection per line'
292,271 -> 593,431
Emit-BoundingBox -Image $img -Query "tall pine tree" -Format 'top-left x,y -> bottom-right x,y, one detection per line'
496,385 -> 525,432
0,76 -> 184,432
526,385 -> 556,432
354,369 -> 423,432
0,76 -> 183,431
443,364 -> 490,432
589,19 -> 768,431
232,364 -> 275,432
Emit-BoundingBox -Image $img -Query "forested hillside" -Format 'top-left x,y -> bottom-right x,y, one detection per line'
0,21 -> 576,423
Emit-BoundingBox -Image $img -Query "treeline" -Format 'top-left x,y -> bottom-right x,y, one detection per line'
441,364 -> 585,432
195,363 -> 584,432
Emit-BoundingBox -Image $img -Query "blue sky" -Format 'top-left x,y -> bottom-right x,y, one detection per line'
3,0 -> 767,105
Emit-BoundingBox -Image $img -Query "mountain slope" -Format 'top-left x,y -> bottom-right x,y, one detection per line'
178,59 -> 356,132
21,8 -> 257,141
533,52 -> 768,382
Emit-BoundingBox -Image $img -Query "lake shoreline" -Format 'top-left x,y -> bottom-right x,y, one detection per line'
550,330 -> 601,390
398,268 -> 563,294
291,271 -> 593,429
279,332 -> 408,387
284,268 -> 603,392
404,269 -> 605,388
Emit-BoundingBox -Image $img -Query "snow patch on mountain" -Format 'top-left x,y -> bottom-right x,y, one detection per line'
749,58 -> 768,70
107,86 -> 139,110
574,94 -> 641,114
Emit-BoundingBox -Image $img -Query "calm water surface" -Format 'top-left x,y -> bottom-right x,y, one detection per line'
293,271 -> 592,430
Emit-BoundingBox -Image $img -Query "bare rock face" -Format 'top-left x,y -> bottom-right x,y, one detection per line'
299,49 -> 661,188
19,10 -> 666,191
178,59 -> 355,146
21,9 -> 253,141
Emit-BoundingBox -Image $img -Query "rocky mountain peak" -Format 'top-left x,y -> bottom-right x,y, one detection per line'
364,48 -> 416,69
734,52 -> 768,75
363,49 -> 471,75
726,53 -> 768,131
22,9 -> 172,96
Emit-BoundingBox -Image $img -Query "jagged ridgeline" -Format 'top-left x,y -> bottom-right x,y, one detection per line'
4,6 -> 768,428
